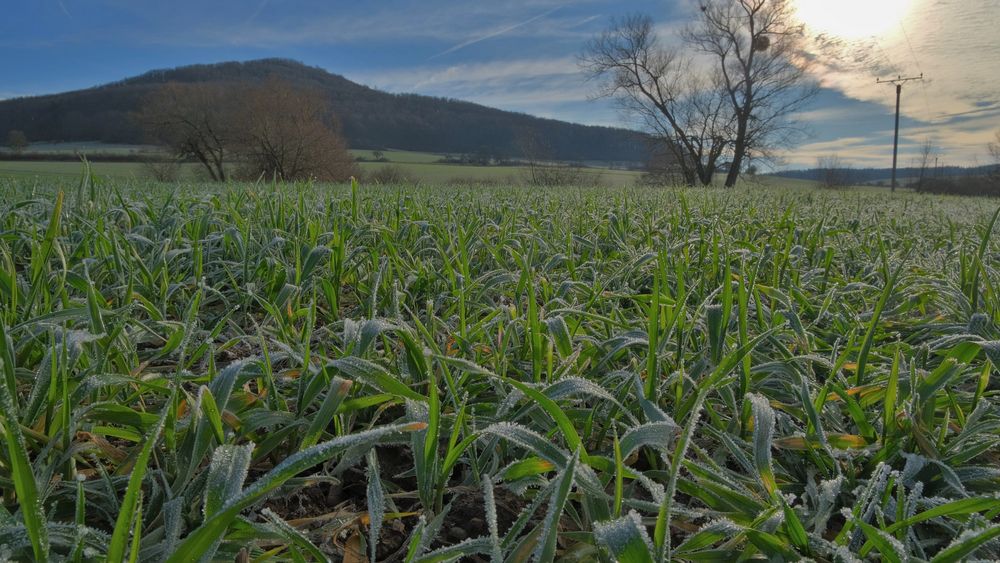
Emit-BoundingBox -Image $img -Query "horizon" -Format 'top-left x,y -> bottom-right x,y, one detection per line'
2,0 -> 998,169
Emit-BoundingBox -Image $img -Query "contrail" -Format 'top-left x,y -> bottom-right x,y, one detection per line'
246,0 -> 270,24
57,0 -> 71,17
430,5 -> 562,60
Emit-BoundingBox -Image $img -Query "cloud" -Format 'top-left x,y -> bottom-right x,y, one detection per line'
351,57 -> 589,109
245,0 -> 269,24
798,0 -> 999,123
114,1 -> 598,50
431,5 -> 563,59
786,109 -> 1000,169
348,56 -> 626,126
786,0 -> 1000,166
355,57 -> 578,90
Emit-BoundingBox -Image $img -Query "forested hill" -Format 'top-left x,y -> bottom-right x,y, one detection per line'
0,58 -> 648,163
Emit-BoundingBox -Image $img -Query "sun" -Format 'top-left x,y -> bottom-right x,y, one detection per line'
793,0 -> 914,40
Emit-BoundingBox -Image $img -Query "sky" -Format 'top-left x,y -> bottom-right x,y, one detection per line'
2,0 -> 998,169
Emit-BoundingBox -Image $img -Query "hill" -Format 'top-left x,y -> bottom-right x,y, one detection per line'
0,58 -> 647,164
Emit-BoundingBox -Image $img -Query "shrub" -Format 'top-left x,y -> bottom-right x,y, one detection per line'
141,158 -> 182,182
364,164 -> 417,185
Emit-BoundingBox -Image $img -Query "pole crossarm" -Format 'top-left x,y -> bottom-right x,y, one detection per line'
876,74 -> 924,86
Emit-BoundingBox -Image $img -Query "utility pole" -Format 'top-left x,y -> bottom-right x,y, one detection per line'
877,74 -> 923,192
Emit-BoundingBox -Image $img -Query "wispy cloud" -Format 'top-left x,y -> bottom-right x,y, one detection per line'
245,0 -> 269,24
788,108 -> 1000,169
355,57 -> 578,90
789,0 -> 1000,166
431,5 -> 563,59
349,56 -> 623,125
799,0 -> 999,123
113,1 -> 592,50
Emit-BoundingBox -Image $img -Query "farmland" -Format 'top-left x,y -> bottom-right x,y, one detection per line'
0,148 -> 643,186
1,178 -> 999,562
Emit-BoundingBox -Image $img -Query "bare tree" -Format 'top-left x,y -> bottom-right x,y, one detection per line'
817,154 -> 852,188
641,141 -> 687,186
517,130 -> 590,186
136,79 -> 356,182
142,158 -> 182,182
6,130 -> 28,154
687,0 -> 816,187
581,15 -> 733,186
136,83 -> 234,181
236,78 -> 357,182
989,130 -> 1000,181
583,3 -> 815,187
915,138 -> 935,189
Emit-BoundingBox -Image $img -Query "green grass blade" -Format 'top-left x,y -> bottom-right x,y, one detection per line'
108,397 -> 170,562
299,377 -> 352,449
929,523 -> 1000,563
0,353 -> 48,560
166,422 -> 424,562
536,448 -> 579,562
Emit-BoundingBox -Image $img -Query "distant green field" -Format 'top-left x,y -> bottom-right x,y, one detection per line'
0,160 -> 206,181
1,146 -> 844,189
351,149 -> 444,164
353,149 -> 643,185
0,147 -> 645,186
357,161 -> 641,185
0,158 -> 841,190
0,141 -> 163,156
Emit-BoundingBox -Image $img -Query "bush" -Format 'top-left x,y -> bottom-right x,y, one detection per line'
523,164 -> 602,187
913,176 -> 1000,197
444,175 -> 517,187
364,165 -> 418,185
5,129 -> 28,154
142,158 -> 182,182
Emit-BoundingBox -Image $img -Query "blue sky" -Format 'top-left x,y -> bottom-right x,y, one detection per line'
3,0 -> 998,168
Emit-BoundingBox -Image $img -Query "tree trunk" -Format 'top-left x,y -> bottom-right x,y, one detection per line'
725,118 -> 748,188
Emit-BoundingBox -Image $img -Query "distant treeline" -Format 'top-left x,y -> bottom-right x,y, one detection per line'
774,165 -> 996,184
915,176 -> 1000,197
0,58 -> 649,164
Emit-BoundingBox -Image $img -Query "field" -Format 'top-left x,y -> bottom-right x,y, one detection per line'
0,148 -> 643,186
1,178 -> 999,562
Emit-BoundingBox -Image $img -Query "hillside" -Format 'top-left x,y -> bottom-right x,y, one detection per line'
0,58 -> 647,163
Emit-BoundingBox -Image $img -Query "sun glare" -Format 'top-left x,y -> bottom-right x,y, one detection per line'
794,0 -> 914,40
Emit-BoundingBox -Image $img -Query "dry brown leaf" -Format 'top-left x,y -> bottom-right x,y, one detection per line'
342,532 -> 368,563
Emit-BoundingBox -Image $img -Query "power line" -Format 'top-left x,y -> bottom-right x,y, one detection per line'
898,20 -> 934,122
898,22 -> 923,75
876,73 -> 924,192
871,35 -> 898,74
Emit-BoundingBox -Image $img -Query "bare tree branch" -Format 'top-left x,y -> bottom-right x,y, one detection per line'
135,79 -> 356,182
582,3 -> 816,187
581,14 -> 732,186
